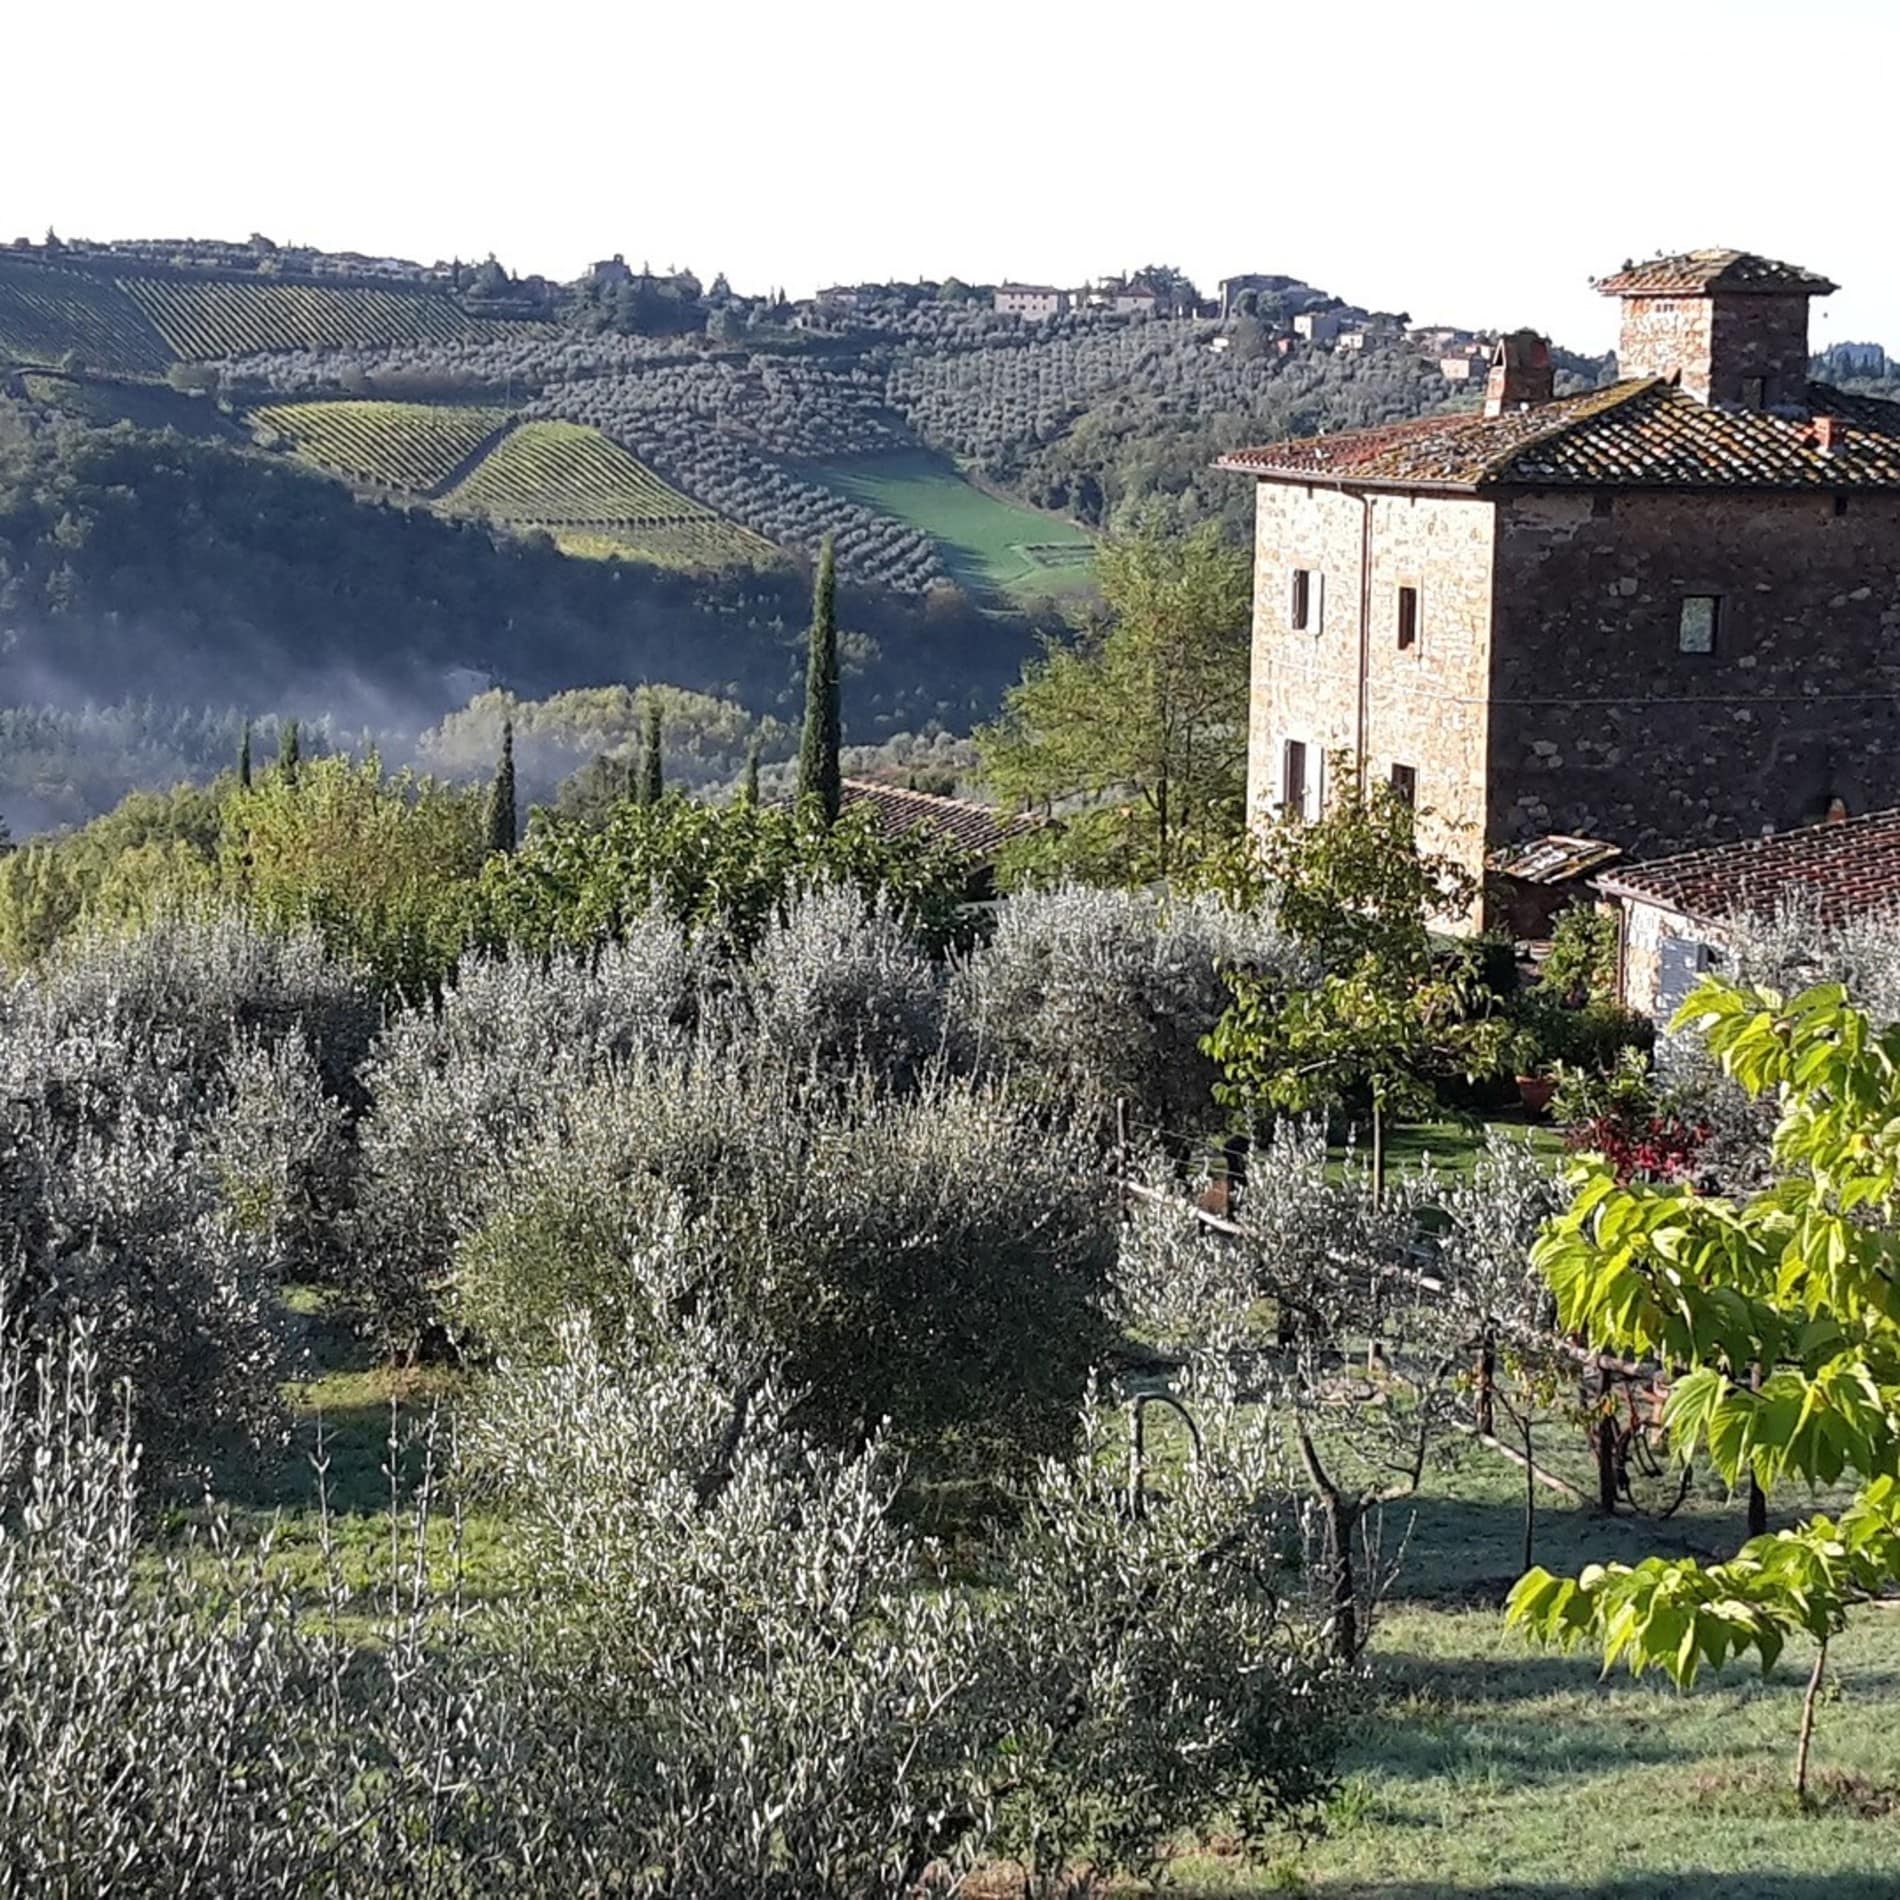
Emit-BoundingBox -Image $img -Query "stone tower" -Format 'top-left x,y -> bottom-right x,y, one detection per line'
1596,248 -> 1835,412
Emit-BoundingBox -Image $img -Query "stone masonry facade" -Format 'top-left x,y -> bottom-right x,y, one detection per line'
1488,488 -> 1900,855
1246,481 -> 1496,891
1615,292 -> 1815,410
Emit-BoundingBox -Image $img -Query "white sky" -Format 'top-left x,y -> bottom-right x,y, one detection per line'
10,0 -> 1895,354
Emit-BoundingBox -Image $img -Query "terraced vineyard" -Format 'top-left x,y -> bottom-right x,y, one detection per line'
254,400 -> 513,494
443,421 -> 773,568
119,275 -> 490,360
0,257 -> 171,374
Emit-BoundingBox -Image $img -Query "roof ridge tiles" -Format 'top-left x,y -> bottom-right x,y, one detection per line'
840,775 -> 1021,823
1217,378 -> 1900,493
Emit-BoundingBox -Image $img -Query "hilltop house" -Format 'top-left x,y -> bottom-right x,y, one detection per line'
994,284 -> 1071,319
1291,310 -> 1342,345
1218,247 -> 1900,928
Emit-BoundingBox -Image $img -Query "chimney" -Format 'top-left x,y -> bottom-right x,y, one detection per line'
1484,330 -> 1553,417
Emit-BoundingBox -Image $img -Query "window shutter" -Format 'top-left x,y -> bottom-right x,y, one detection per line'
1305,746 -> 1325,821
1656,934 -> 1710,1016
1313,572 -> 1326,634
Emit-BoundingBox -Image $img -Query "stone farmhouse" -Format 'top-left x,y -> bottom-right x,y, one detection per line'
993,284 -> 1072,319
1218,247 -> 1900,929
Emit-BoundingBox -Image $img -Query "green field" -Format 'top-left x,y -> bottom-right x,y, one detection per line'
442,420 -> 773,567
1216,1441 -> 1900,1897
255,399 -> 514,494
803,450 -> 1095,601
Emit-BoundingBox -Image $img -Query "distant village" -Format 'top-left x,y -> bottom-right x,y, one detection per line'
10,231 -> 1504,385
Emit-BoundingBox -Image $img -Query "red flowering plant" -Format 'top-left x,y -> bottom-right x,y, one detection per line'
1549,1048 -> 1711,1184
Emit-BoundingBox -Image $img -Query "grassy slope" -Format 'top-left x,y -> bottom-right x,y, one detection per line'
802,449 -> 1095,602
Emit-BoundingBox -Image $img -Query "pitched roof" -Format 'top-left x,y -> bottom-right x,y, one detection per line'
1594,249 -> 1837,298
1215,379 -> 1900,491
839,778 -> 1047,861
1597,809 -> 1900,926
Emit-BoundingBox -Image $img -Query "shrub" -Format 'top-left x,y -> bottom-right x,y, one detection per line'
0,784 -> 224,968
721,884 -> 944,1089
1540,902 -> 1619,1003
474,1326 -> 1345,1894
474,793 -> 974,960
0,918 -> 363,1471
950,885 -> 1300,1138
352,920 -> 699,1354
454,1056 -> 1119,1474
991,1373 -> 1344,1880
21,908 -> 378,1100
1509,991 -> 1653,1076
220,755 -> 488,1000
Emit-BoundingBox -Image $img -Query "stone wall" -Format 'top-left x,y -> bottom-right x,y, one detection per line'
1244,480 -> 1497,889
1615,292 -> 1812,409
1487,488 -> 1900,859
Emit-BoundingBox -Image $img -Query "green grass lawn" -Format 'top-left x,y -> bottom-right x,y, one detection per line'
800,450 -> 1096,603
1327,1112 -> 1567,1184
1180,1438 -> 1900,1897
234,1284 -> 1900,1897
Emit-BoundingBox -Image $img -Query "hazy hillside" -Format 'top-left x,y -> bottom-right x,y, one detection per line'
0,396 -> 1043,817
0,231 -> 1604,835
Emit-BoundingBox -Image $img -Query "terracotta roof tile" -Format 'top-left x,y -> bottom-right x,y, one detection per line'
1597,809 -> 1900,926
1215,380 -> 1900,492
1593,249 -> 1837,298
839,778 -> 1046,861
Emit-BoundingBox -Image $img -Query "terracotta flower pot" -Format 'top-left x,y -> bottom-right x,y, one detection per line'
1516,1074 -> 1558,1117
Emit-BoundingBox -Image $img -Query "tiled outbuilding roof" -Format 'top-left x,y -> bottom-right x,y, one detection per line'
840,778 -> 1047,861
1215,380 -> 1900,491
1597,809 -> 1900,927
1593,249 -> 1837,298
1488,834 -> 1623,886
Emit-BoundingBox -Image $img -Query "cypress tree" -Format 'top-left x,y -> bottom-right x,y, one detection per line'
740,734 -> 762,806
637,695 -> 664,807
237,720 -> 252,790
797,537 -> 842,823
279,718 -> 301,782
485,717 -> 517,855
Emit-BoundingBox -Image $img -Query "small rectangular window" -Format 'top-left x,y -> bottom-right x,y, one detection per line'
1396,585 -> 1419,650
1741,376 -> 1766,411
1389,763 -> 1417,806
1591,492 -> 1615,519
1678,595 -> 1719,655
1289,568 -> 1312,631
1282,739 -> 1307,819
